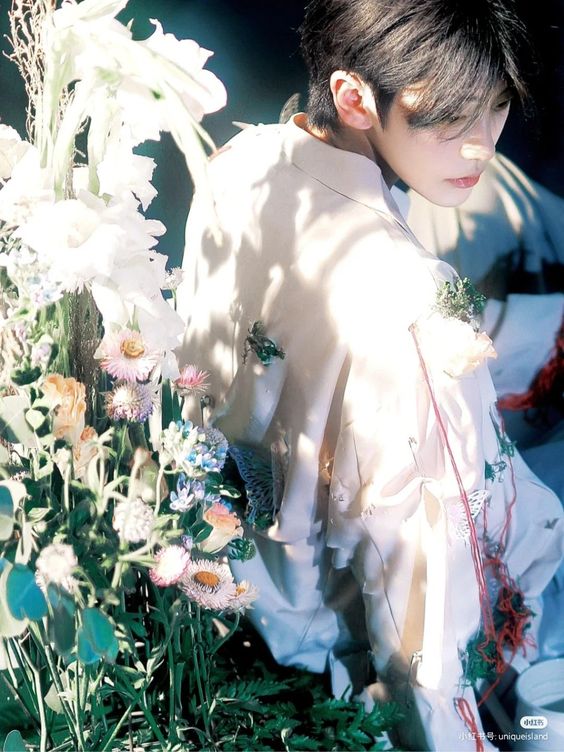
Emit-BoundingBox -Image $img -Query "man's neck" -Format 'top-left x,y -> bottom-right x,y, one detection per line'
295,113 -> 397,188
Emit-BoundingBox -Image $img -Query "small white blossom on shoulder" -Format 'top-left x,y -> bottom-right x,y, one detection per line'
415,314 -> 497,378
36,543 -> 78,593
113,497 -> 154,543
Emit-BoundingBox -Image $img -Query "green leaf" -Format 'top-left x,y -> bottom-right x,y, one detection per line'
10,366 -> 42,387
77,608 -> 118,664
6,564 -> 48,621
24,409 -> 46,431
3,729 -> 26,752
0,396 -> 38,448
191,520 -> 214,544
0,488 -> 14,541
161,379 -> 174,429
0,562 -> 27,638
77,628 -> 100,665
47,585 -> 76,656
44,683 -> 64,715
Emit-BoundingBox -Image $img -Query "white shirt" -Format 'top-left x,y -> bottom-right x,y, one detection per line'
177,115 -> 564,749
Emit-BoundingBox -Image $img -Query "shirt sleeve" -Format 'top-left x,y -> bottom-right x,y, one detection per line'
324,225 -> 490,559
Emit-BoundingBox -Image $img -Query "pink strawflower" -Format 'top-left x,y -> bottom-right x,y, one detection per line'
174,364 -> 210,396
97,328 -> 159,382
106,381 -> 154,423
179,559 -> 237,611
149,545 -> 191,587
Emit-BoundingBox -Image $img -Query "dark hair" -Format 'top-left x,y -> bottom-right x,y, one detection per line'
299,0 -> 531,133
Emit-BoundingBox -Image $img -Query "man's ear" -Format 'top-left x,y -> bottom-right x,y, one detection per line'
329,71 -> 375,130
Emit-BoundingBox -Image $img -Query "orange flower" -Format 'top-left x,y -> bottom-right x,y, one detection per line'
42,374 -> 86,445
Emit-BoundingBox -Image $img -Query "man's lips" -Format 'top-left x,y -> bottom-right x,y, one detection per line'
446,174 -> 482,189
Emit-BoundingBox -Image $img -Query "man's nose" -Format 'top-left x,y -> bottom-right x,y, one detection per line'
460,119 -> 495,162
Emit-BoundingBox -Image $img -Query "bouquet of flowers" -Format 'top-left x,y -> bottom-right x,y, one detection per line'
0,1 -> 260,749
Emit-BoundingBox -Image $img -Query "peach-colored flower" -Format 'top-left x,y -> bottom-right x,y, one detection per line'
416,315 -> 497,378
73,426 -> 98,480
197,502 -> 243,554
42,374 -> 86,445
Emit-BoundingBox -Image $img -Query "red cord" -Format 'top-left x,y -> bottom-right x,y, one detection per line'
410,324 -> 494,638
455,696 -> 485,752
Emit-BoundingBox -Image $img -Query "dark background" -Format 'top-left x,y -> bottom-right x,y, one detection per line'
1,0 -> 563,267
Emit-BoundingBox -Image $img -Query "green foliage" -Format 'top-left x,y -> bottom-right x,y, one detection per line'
6,565 -> 47,621
47,585 -> 76,655
0,396 -> 37,447
3,730 -> 26,752
0,487 -> 14,541
77,608 -> 119,664
209,653 -> 403,752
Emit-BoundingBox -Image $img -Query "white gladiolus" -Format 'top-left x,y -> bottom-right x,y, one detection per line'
0,148 -> 55,227
0,125 -> 31,181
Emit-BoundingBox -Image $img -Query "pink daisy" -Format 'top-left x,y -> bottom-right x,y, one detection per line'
149,545 -> 191,587
174,364 -> 210,396
97,328 -> 160,382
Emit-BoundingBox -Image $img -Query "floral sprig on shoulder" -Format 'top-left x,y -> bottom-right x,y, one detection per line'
435,277 -> 486,330
414,277 -> 495,379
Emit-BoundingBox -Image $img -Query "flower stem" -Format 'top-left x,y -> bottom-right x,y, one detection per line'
119,673 -> 167,747
189,603 -> 211,738
98,704 -> 134,751
17,640 -> 48,752
29,623 -> 80,747
210,612 -> 240,655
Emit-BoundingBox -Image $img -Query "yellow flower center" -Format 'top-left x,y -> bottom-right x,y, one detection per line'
194,571 -> 220,589
120,339 -> 145,359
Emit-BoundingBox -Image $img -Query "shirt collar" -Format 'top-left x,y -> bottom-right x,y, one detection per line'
282,113 -> 412,234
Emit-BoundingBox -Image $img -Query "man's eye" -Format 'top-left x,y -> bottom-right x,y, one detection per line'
494,98 -> 512,111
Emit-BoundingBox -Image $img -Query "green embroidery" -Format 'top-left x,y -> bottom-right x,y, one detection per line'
243,321 -> 286,366
485,459 -> 508,483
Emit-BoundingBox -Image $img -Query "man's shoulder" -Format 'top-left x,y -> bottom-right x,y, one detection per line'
209,123 -> 289,178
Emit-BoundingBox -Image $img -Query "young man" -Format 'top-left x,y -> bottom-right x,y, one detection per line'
177,1 -> 564,748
